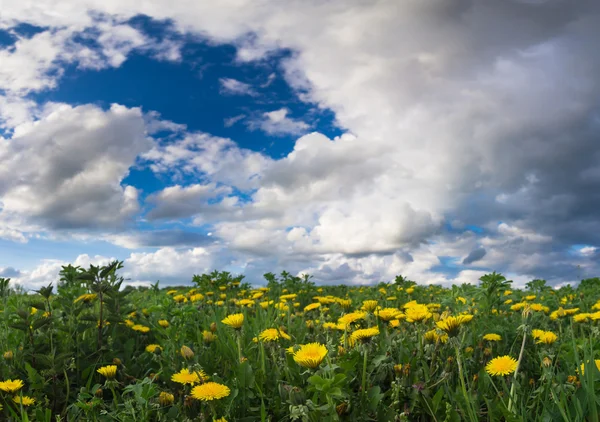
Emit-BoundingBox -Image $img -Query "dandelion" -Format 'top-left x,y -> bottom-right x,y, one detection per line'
222,313 -> 244,329
483,333 -> 502,342
579,360 -> 600,375
13,396 -> 35,406
74,293 -> 97,304
180,345 -> 195,359
349,327 -> 380,345
293,343 -> 328,368
338,311 -> 366,325
362,300 -> 378,312
374,308 -> 402,321
171,368 -> 206,385
191,382 -> 231,401
404,304 -> 432,323
304,302 -> 321,312
132,324 -> 150,333
158,391 -> 175,406
436,314 -> 473,337
146,344 -> 163,353
3,351 -> 13,360
0,379 -> 24,393
258,328 -> 291,342
203,330 -> 217,344
535,331 -> 558,345
97,365 -> 117,379
158,319 -> 169,328
485,356 -> 518,376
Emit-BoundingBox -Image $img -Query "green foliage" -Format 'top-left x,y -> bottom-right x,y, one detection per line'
0,265 -> 600,421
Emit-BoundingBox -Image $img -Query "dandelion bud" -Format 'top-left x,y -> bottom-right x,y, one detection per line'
180,345 -> 194,359
112,358 -> 122,366
542,357 -> 552,367
210,322 -> 217,332
203,330 -> 217,344
95,389 -> 103,398
158,391 -> 175,406
336,402 -> 349,416
393,364 -> 403,375
3,351 -> 13,360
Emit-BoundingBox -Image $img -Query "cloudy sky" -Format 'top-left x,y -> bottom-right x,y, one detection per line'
1,0 -> 599,289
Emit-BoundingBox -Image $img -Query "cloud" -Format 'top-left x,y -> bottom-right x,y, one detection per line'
462,248 -> 487,265
1,1 -> 600,285
0,103 -> 151,231
146,183 -> 232,220
224,114 -> 246,127
105,229 -> 217,249
248,108 -> 310,136
141,132 -> 269,190
219,78 -> 257,96
0,267 -> 21,278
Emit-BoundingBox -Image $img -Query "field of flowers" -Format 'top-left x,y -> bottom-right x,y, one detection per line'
0,262 -> 599,421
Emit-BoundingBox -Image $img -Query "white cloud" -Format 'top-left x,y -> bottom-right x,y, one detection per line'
219,78 -> 257,96
0,103 -> 151,231
579,246 -> 597,257
249,108 -> 310,136
146,183 -> 232,220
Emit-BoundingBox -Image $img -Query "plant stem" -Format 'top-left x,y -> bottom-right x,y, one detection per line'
508,329 -> 527,414
361,345 -> 369,400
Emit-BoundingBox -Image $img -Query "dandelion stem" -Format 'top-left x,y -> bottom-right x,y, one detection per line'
508,329 -> 527,414
361,345 -> 369,400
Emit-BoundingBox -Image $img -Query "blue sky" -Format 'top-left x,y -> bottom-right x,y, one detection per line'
1,1 -> 600,289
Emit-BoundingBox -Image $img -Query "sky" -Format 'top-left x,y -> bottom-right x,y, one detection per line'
1,0 -> 600,290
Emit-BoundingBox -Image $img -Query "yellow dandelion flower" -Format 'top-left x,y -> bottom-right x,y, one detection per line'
374,308 -> 402,321
97,365 -> 117,379
435,314 -> 473,337
0,379 -> 24,393
350,327 -> 380,345
404,304 -> 432,323
158,319 -> 169,328
13,395 -> 35,406
74,293 -> 98,304
338,311 -> 366,325
132,324 -> 150,333
191,382 -> 231,401
171,368 -> 205,385
304,302 -> 321,312
3,351 -> 13,360
483,333 -> 502,342
362,300 -> 378,312
222,313 -> 244,329
573,313 -> 591,323
258,328 -> 291,342
173,294 -> 188,303
580,360 -> 600,375
293,343 -> 328,368
145,344 -> 163,353
485,356 -> 518,376
535,331 -> 558,345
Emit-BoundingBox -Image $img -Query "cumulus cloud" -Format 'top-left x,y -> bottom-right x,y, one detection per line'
0,103 -> 151,231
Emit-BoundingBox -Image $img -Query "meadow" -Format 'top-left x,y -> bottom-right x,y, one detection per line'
0,262 -> 599,421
